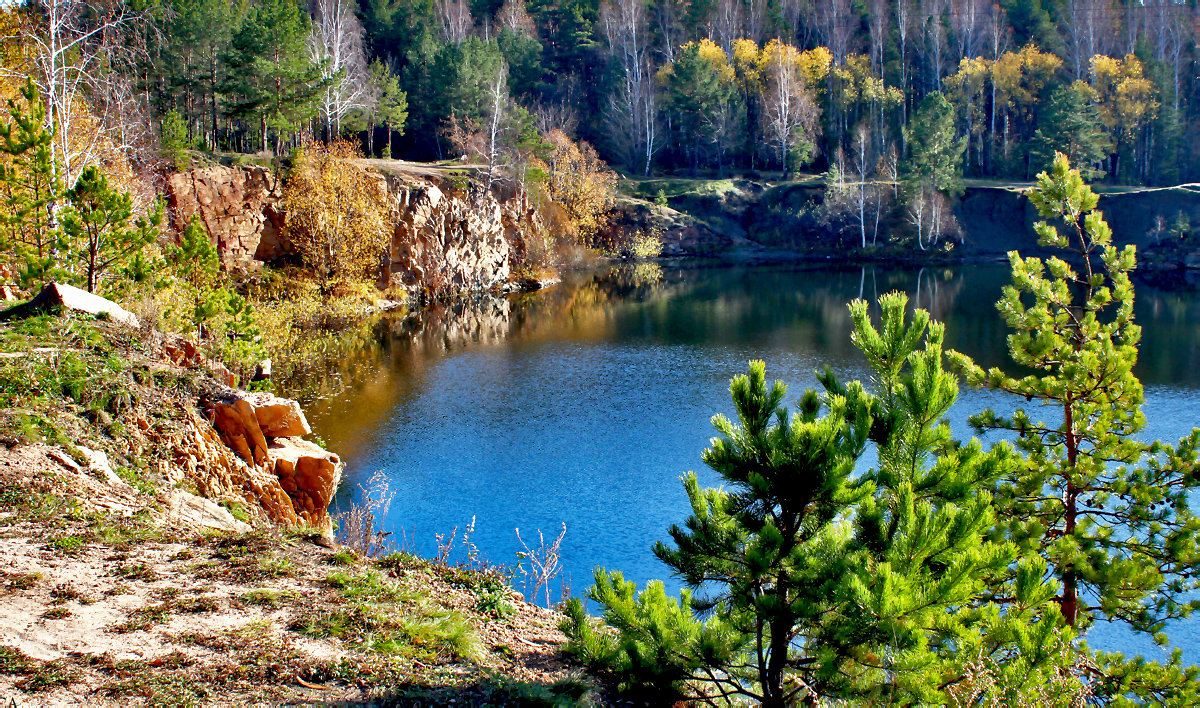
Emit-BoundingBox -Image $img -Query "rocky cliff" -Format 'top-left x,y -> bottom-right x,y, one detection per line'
955,184 -> 1200,259
165,164 -> 541,297
610,178 -> 1200,262
165,165 -> 288,265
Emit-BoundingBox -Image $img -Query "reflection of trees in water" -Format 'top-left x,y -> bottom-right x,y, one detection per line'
1131,284 -> 1200,387
287,265 -> 982,404
273,319 -> 385,405
293,262 -> 1200,463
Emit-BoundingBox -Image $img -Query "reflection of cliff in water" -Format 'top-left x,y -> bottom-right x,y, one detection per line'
298,261 -> 1200,466
300,264 -> 982,435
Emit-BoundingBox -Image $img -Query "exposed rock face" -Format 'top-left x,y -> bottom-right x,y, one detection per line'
269,437 -> 342,527
383,182 -> 536,297
165,165 -> 286,266
195,392 -> 342,535
166,164 -> 541,296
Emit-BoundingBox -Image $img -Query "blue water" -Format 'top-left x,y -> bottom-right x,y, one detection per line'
303,263 -> 1200,662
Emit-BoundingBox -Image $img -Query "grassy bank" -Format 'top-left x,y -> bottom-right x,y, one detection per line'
0,311 -> 593,706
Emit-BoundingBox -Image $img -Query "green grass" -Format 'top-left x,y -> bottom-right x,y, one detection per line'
323,570 -> 403,602
2,571 -> 41,591
112,563 -> 159,582
221,500 -> 251,524
0,645 -> 34,674
239,588 -> 294,608
323,549 -> 357,566
112,604 -> 173,633
49,534 -> 88,555
16,659 -> 79,692
289,601 -> 478,660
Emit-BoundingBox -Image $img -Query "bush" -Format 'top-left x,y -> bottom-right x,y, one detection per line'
282,141 -> 391,286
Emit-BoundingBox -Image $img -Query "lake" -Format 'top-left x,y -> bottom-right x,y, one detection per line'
301,262 -> 1200,661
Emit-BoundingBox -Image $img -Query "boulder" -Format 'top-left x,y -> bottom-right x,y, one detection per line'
206,360 -> 237,388
163,337 -> 203,367
243,392 -> 310,437
0,282 -> 139,327
208,397 -> 270,465
205,391 -> 311,465
177,406 -> 300,527
161,489 -> 251,533
269,437 -> 343,532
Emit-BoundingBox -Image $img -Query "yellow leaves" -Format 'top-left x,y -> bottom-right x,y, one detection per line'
1089,54 -> 1159,139
532,129 -> 617,243
992,45 -> 1062,116
832,54 -> 897,110
759,40 -> 831,90
693,38 -> 734,81
731,39 -> 763,94
283,140 -> 391,281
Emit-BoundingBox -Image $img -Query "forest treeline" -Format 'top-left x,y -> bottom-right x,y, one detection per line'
2,0 -> 1198,274
26,0 -> 1190,187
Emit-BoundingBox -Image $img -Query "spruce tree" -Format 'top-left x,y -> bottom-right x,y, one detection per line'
949,153 -> 1200,703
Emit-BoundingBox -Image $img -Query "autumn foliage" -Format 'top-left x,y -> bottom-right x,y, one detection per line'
283,140 -> 391,282
533,129 -> 617,244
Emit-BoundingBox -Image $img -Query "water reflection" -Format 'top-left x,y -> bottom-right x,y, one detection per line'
299,263 -> 1200,660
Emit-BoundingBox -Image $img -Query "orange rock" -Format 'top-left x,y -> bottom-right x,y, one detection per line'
269,437 -> 343,533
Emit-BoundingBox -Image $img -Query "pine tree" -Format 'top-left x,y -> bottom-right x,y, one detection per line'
367,60 -> 408,159
564,306 -> 1065,704
160,109 -> 193,171
224,0 -> 326,153
1028,83 -> 1109,180
949,153 -> 1200,703
565,359 -> 875,706
814,292 -> 1063,703
901,91 -> 966,198
0,79 -> 65,288
61,167 -> 163,294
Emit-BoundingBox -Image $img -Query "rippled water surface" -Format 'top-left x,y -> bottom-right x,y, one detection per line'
301,263 -> 1200,660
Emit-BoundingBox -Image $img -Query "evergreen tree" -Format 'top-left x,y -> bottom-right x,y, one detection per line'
901,91 -> 966,199
566,359 -> 875,706
564,297 -> 1073,704
949,153 -> 1200,703
161,0 -> 239,148
368,60 -> 409,159
0,80 -> 65,288
160,109 -> 194,171
224,0 -> 326,152
61,167 -> 163,295
816,293 -> 1057,703
660,40 -> 736,175
1029,83 -> 1109,180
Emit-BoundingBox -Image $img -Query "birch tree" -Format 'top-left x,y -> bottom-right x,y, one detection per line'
600,0 -> 659,175
439,0 -> 473,45
4,0 -> 150,185
308,0 -> 373,139
759,41 -> 824,178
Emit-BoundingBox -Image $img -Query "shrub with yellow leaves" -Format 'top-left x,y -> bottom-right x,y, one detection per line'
282,140 -> 392,285
531,129 -> 617,245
